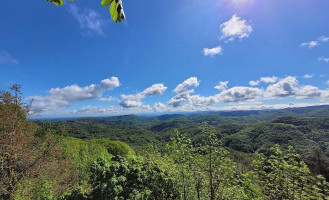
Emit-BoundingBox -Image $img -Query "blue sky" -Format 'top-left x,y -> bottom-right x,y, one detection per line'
1,0 -> 329,117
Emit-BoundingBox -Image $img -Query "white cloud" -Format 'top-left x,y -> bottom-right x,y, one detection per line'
249,80 -> 260,86
264,76 -> 298,99
260,76 -> 279,83
318,36 -> 329,42
212,102 -> 329,112
169,86 -> 262,108
67,4 -> 106,35
71,105 -> 153,117
73,105 -> 114,114
216,86 -> 262,103
32,75 -> 329,117
169,76 -> 262,108
189,95 -> 218,106
321,90 -> 329,101
300,41 -> 319,48
119,93 -> 144,108
173,77 -> 199,94
30,76 -> 120,111
153,102 -> 167,112
0,51 -> 19,65
119,83 -> 167,108
141,83 -> 167,95
220,14 -> 252,41
319,57 -> 329,63
264,76 -> 325,99
214,81 -> 229,91
296,85 -> 321,99
301,36 -> 328,49
169,77 -> 200,107
326,80 -> 329,86
303,74 -> 313,79
249,76 -> 278,86
203,46 -> 223,57
100,96 -> 118,102
168,92 -> 191,107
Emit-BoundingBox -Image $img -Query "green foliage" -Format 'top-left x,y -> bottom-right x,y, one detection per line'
44,0 -> 125,23
4,85 -> 329,199
165,125 -> 254,200
89,138 -> 135,156
60,187 -> 88,200
13,177 -> 54,200
101,0 -> 113,7
88,156 -> 179,200
254,145 -> 329,199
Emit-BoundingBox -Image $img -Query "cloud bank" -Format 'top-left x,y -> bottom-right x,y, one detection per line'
31,76 -> 120,111
31,75 -> 329,117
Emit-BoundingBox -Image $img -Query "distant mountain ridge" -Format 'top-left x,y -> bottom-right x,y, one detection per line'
38,104 -> 329,123
101,105 -> 329,125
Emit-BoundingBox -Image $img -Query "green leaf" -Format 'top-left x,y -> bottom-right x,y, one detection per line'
52,0 -> 64,6
109,1 -> 119,22
109,0 -> 125,23
101,0 -> 113,7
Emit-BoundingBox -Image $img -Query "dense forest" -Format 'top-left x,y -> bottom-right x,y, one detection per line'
1,86 -> 329,200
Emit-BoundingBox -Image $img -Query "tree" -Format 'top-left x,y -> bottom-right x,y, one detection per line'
0,85 -> 76,200
254,144 -> 329,199
87,156 -> 179,200
45,0 -> 126,23
166,129 -> 194,200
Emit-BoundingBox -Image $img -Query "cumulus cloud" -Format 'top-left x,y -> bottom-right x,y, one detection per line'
220,14 -> 252,41
296,85 -> 321,99
249,80 -> 260,86
303,74 -> 313,79
260,76 -> 279,83
169,77 -> 262,108
203,46 -> 223,57
168,92 -> 191,107
119,94 -> 144,108
67,4 -> 106,35
264,76 -> 325,99
216,87 -> 262,102
153,102 -> 167,112
214,81 -> 229,91
319,57 -> 329,63
249,76 -> 278,86
32,75 -> 329,117
31,76 -> 120,111
321,90 -> 329,100
173,77 -> 199,94
170,86 -> 262,108
0,51 -> 19,65
264,76 -> 298,99
168,77 -> 200,107
141,84 -> 167,95
119,83 -> 167,108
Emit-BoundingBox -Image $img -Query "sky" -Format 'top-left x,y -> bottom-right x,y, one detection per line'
1,0 -> 329,118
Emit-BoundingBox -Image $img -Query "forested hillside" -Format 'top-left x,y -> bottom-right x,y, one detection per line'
2,86 -> 329,199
